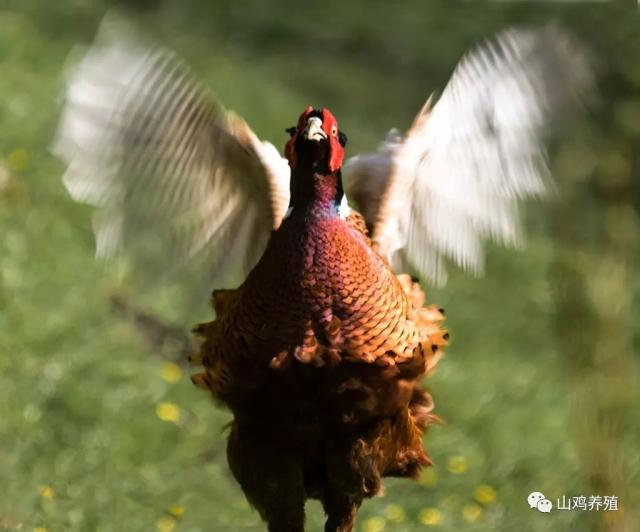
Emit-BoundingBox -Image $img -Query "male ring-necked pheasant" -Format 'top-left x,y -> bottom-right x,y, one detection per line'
54,17 -> 591,532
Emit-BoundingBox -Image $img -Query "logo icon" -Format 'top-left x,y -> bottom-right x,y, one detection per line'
528,491 -> 553,513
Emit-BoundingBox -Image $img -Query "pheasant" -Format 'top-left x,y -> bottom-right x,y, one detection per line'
53,17 -> 591,532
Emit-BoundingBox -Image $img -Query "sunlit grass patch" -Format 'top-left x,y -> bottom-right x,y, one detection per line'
418,467 -> 438,487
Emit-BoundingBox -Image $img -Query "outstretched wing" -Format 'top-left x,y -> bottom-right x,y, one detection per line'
344,26 -> 592,284
53,17 -> 290,289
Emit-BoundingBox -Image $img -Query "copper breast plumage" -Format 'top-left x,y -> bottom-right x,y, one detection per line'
191,209 -> 448,406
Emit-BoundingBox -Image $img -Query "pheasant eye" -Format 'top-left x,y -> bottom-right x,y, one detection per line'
331,126 -> 338,136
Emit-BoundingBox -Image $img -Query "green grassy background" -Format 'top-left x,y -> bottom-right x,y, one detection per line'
1,1 -> 638,531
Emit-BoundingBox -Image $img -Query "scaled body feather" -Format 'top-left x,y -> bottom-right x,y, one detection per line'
192,207 -> 446,530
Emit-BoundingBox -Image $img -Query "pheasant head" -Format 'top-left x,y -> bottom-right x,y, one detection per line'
285,106 -> 348,173
285,106 -> 349,212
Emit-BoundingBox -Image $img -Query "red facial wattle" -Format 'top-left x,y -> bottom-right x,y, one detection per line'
321,108 -> 345,173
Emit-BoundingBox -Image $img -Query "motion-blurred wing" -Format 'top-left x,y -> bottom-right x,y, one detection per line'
344,26 -> 592,284
53,19 -> 290,288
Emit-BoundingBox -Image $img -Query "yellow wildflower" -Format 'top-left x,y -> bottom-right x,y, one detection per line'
156,402 -> 181,423
418,508 -> 443,526
446,455 -> 468,475
38,485 -> 55,499
474,484 -> 497,505
161,362 -> 182,384
384,503 -> 405,523
156,516 -> 176,532
168,504 -> 185,518
462,503 -> 483,523
362,516 -> 386,532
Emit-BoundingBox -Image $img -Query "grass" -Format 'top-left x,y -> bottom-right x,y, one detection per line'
0,1 -> 637,531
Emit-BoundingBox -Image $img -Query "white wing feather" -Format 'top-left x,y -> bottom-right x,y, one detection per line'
52,17 -> 290,288
344,26 -> 592,284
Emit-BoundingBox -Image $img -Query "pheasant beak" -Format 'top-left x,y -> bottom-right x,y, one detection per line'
303,116 -> 327,142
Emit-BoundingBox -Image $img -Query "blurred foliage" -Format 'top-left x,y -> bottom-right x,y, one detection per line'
0,1 -> 638,531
